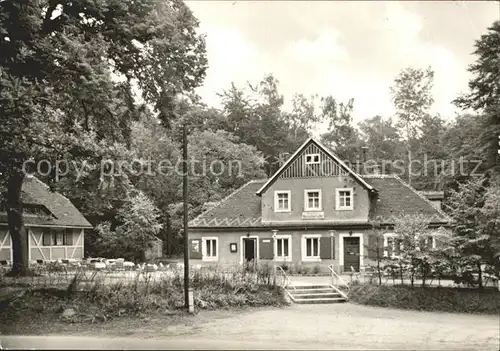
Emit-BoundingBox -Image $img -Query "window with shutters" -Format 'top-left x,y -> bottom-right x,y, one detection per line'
336,188 -> 353,210
63,229 -> 72,246
304,189 -> 322,211
42,229 -> 51,246
275,235 -> 292,260
202,237 -> 218,262
302,234 -> 321,261
383,233 -> 402,258
274,191 -> 291,212
425,236 -> 436,249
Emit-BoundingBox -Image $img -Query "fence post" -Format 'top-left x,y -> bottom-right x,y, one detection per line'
272,230 -> 278,287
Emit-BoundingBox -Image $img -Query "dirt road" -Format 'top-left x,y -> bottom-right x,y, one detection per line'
2,303 -> 498,350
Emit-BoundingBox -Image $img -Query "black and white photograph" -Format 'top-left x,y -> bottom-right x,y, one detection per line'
0,0 -> 499,349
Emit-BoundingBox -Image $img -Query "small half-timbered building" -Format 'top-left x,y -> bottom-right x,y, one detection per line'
0,175 -> 92,263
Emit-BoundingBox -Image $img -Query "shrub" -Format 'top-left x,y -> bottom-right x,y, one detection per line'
0,265 -> 287,325
296,265 -> 310,275
349,283 -> 500,314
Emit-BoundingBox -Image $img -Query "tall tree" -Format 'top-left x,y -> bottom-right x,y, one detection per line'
390,67 -> 435,185
93,189 -> 162,261
454,20 -> 500,173
0,0 -> 207,275
446,175 -> 498,288
218,74 -> 313,175
319,97 -> 360,162
357,115 -> 405,175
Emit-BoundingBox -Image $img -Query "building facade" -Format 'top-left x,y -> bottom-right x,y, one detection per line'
0,176 -> 92,263
188,138 -> 449,273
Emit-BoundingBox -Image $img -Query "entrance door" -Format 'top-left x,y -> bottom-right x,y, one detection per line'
243,238 -> 256,262
343,237 -> 360,272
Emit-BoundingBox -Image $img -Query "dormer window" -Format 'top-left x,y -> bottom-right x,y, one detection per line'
336,188 -> 353,210
305,153 -> 320,165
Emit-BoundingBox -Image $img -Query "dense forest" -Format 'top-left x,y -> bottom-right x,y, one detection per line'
0,1 -> 499,274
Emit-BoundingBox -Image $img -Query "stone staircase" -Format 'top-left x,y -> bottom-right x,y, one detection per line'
285,284 -> 348,304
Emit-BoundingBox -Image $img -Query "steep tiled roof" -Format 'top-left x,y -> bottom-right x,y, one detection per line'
189,175 -> 449,229
0,176 -> 93,228
189,180 -> 265,228
363,175 -> 449,224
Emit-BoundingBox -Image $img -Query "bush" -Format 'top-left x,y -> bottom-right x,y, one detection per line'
349,283 -> 500,314
0,265 -> 287,325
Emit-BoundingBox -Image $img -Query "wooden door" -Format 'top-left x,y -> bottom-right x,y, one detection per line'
343,237 -> 360,272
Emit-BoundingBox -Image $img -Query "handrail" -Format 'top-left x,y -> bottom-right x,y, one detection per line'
276,265 -> 294,290
328,264 -> 349,291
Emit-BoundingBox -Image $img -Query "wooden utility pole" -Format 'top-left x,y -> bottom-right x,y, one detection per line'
182,122 -> 190,310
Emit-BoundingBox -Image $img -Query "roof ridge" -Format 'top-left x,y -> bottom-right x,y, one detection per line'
391,174 -> 451,222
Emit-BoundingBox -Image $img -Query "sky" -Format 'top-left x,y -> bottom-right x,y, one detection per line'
185,0 -> 499,126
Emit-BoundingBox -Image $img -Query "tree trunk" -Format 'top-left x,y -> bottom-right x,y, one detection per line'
477,262 -> 483,289
410,268 -> 415,288
407,148 -> 412,185
377,253 -> 382,286
422,265 -> 426,288
7,171 -> 29,276
166,212 -> 172,257
399,263 -> 404,285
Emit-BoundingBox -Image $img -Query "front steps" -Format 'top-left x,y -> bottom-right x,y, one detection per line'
285,285 -> 348,304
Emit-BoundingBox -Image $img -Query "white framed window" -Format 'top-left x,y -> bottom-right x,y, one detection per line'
202,237 -> 218,262
421,235 -> 436,250
305,153 -> 320,165
275,235 -> 292,261
427,236 -> 436,249
304,189 -> 322,211
383,233 -> 402,258
301,234 -> 321,262
336,188 -> 353,210
56,231 -> 64,246
274,190 -> 291,212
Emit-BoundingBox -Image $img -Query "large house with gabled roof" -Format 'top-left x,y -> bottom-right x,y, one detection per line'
188,138 -> 449,273
0,175 -> 92,263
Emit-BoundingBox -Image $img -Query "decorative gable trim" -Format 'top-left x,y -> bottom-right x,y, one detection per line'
255,138 -> 374,196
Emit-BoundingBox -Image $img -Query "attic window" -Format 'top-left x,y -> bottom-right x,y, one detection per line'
305,153 -> 320,165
